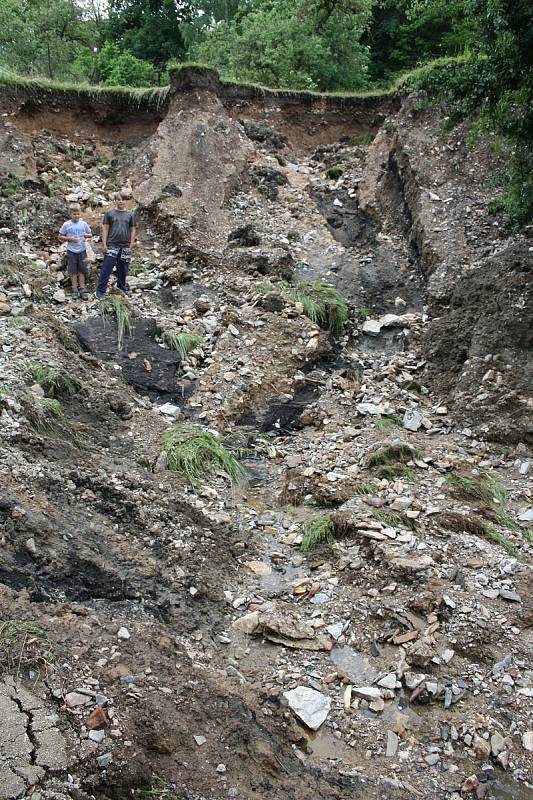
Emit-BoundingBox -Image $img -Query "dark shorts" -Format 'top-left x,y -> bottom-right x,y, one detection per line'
67,250 -> 88,275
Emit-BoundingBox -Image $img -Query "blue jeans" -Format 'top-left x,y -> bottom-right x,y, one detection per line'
96,250 -> 129,295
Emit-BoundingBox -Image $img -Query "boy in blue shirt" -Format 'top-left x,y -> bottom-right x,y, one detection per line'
58,204 -> 92,300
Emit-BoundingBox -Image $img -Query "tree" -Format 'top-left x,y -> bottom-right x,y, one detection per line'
106,0 -> 191,66
192,0 -> 373,91
403,0 -> 533,227
97,41 -> 153,86
0,0 -> 92,79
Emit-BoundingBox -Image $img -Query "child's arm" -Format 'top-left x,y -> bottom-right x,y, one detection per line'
58,225 -> 79,243
101,222 -> 109,250
82,222 -> 93,239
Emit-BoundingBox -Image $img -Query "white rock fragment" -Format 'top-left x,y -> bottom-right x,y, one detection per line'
283,686 -> 331,730
362,319 -> 381,336
352,686 -> 381,701
232,611 -> 260,635
117,627 -> 130,640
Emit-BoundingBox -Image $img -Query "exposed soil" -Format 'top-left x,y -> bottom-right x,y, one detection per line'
0,69 -> 531,800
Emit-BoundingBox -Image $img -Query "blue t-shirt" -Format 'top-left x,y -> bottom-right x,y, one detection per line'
60,219 -> 91,253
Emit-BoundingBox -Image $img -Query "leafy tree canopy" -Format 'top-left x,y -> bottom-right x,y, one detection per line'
192,0 -> 373,91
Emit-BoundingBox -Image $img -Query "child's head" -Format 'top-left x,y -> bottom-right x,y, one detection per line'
69,203 -> 81,221
114,191 -> 128,210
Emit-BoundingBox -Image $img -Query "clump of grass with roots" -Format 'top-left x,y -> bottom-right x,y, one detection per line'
301,515 -> 336,552
256,279 -> 348,335
0,620 -> 59,679
100,295 -> 132,350
29,362 -> 80,398
161,424 -> 245,484
160,331 -> 204,359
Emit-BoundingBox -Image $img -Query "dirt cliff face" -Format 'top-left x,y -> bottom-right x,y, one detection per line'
0,70 -> 531,800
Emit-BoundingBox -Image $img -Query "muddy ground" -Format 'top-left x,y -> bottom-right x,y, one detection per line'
0,70 -> 531,800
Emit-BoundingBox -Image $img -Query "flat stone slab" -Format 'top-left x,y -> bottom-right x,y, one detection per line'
283,686 -> 331,730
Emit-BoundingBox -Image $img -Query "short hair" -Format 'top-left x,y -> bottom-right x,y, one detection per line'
69,203 -> 81,212
114,191 -> 127,200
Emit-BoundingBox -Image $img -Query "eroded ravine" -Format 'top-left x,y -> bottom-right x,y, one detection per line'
0,71 -> 531,800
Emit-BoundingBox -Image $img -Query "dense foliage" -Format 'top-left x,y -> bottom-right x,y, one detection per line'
0,0 -> 531,226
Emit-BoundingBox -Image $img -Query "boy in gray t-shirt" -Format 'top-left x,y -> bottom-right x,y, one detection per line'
95,191 -> 136,299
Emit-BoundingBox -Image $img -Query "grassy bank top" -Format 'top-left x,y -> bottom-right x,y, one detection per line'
0,57 -> 468,109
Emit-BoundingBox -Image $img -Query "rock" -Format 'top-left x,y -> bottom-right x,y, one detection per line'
159,403 -> 180,416
352,686 -> 381,701
473,734 -> 491,759
377,673 -> 398,690
89,729 -> 105,743
232,611 -> 261,635
228,224 -> 261,247
424,753 -> 440,766
379,313 -> 402,328
65,691 -> 92,708
117,626 -> 130,640
25,537 -> 36,556
490,731 -> 505,756
403,409 -> 423,432
499,589 -> 521,602
386,730 -> 399,757
362,320 -> 381,336
244,560 -> 272,576
395,296 -> 407,311
357,402 -> 386,416
216,763 -> 227,773
53,289 -> 66,303
96,752 -> 112,768
283,686 -> 331,731
85,706 -> 107,730
522,731 -> 533,752
518,508 -> 533,522
194,735 -> 207,746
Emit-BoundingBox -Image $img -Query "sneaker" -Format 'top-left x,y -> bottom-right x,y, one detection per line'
94,290 -> 105,300
79,288 -> 88,301
71,289 -> 79,300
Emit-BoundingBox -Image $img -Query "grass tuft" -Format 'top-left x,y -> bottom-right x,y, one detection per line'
301,515 -> 335,552
482,525 -> 517,555
161,331 -> 204,359
375,414 -> 403,430
375,464 -> 417,481
0,620 -> 59,679
353,482 -> 375,496
372,508 -> 417,531
26,396 -> 64,431
256,279 -> 347,335
364,442 -> 420,469
445,471 -> 507,508
161,424 -> 245,484
29,362 -> 80,398
101,295 -> 132,350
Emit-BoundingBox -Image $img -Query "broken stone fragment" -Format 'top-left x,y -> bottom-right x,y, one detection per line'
403,409 -> 423,432
283,686 -> 331,730
352,686 -> 381,701
362,319 -> 381,336
232,611 -> 261,635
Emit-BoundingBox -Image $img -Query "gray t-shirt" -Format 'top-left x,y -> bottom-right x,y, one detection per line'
103,209 -> 135,248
